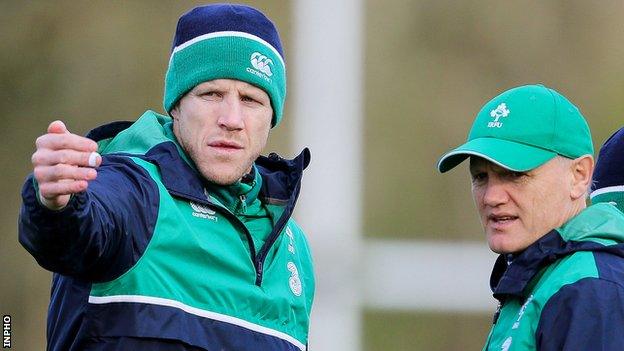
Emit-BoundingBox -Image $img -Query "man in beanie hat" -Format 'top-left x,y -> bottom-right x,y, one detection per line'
438,84 -> 624,350
19,4 -> 314,351
591,126 -> 624,212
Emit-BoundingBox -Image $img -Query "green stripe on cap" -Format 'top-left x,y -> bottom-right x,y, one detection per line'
164,35 -> 286,127
171,31 -> 285,69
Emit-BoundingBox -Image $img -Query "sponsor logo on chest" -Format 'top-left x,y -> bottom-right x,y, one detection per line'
189,201 -> 218,221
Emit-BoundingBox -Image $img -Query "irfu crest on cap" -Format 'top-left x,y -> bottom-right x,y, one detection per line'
488,103 -> 510,128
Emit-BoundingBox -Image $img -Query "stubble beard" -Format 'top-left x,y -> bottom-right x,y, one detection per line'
186,142 -> 256,185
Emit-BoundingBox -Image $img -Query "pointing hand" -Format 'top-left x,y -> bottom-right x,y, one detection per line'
31,121 -> 101,210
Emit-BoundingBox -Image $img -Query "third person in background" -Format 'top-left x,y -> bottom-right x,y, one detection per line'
591,126 -> 624,212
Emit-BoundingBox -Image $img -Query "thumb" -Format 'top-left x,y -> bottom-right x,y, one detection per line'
47,120 -> 70,134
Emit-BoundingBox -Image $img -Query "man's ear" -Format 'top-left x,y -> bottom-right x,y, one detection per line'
570,155 -> 594,200
170,103 -> 180,120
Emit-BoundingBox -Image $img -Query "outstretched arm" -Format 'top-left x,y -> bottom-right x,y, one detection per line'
19,121 -> 159,281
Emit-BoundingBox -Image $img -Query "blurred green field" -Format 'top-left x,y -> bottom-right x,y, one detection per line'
364,310 -> 492,351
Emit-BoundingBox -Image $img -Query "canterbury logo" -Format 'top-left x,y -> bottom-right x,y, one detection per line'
250,52 -> 273,77
190,201 -> 217,221
190,202 -> 215,214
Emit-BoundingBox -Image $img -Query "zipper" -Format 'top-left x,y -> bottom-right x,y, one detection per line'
238,194 -> 247,214
255,260 -> 264,284
492,302 -> 502,324
250,148 -> 307,285
483,301 -> 502,350
253,185 -> 299,285
188,154 -> 303,286
253,158 -> 303,286
254,214 -> 289,285
187,195 -> 260,284
173,186 -> 260,271
200,193 -> 294,287
216,206 -> 260,279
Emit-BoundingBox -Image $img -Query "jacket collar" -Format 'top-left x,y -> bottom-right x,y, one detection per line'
490,204 -> 624,300
86,116 -> 310,207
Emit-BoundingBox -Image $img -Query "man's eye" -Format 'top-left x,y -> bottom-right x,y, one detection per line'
471,172 -> 487,183
241,95 -> 260,104
508,171 -> 527,179
200,91 -> 220,98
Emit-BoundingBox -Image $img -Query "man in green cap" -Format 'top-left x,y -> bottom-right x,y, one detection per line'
438,84 -> 624,350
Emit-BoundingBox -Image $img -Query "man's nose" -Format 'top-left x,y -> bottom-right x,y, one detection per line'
482,177 -> 509,207
217,97 -> 244,130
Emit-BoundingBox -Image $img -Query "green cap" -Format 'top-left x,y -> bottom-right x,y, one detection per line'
437,84 -> 594,173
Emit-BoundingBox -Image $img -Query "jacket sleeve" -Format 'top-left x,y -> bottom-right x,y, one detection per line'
18,155 -> 160,282
536,277 -> 624,351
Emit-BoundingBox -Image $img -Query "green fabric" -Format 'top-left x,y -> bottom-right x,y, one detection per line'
90,158 -> 314,344
483,252 -> 599,351
482,204 -> 624,350
591,191 -> 624,213
98,111 -> 174,155
164,35 -> 286,127
205,166 -> 274,250
205,166 -> 261,214
557,203 -> 624,245
166,118 -> 273,249
90,111 -> 314,345
99,111 -> 275,250
438,84 -> 593,172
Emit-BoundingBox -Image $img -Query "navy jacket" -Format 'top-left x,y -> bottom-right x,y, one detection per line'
19,114 -> 314,351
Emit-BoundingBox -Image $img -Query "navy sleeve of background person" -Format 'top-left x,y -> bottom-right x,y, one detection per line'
18,154 -> 160,282
536,276 -> 624,351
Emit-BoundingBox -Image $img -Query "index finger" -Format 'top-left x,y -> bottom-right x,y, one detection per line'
47,120 -> 70,135
35,133 -> 98,152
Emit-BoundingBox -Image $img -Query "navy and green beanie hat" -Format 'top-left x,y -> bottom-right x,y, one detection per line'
164,4 -> 286,127
591,126 -> 624,212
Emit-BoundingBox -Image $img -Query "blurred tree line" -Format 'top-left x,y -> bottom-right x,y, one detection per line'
0,1 -> 622,350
